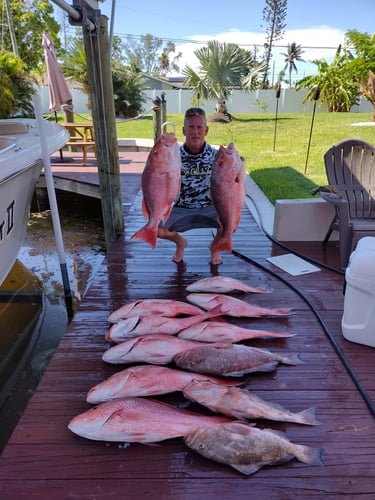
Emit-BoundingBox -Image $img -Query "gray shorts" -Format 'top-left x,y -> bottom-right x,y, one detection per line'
160,205 -> 218,232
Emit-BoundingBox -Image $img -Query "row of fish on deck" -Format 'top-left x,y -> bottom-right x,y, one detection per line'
68,276 -> 324,476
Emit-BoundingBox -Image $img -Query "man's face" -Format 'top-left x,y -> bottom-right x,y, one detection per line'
183,116 -> 208,153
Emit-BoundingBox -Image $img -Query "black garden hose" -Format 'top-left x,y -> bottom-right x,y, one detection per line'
229,194 -> 375,418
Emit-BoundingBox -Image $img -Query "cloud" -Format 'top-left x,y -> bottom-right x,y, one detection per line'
173,26 -> 346,79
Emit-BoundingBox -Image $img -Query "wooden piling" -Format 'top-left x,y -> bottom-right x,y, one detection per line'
82,14 -> 124,248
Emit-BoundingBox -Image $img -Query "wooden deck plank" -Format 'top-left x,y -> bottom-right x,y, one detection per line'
0,151 -> 374,499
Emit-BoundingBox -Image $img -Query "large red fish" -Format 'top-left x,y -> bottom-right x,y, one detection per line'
178,321 -> 294,343
210,143 -> 246,263
131,131 -> 181,248
108,299 -> 203,323
68,397 -> 233,444
187,293 -> 291,318
102,334 -> 207,365
186,276 -> 268,294
86,364 -> 242,404
182,380 -> 320,425
105,304 -> 224,343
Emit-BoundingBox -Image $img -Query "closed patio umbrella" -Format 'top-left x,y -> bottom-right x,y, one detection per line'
42,31 -> 72,113
42,31 -> 72,160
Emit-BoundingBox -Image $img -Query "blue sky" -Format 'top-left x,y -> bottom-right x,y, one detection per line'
97,0 -> 374,80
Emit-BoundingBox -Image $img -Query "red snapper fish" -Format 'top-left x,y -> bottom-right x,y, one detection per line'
182,379 -> 320,425
178,321 -> 294,343
186,276 -> 268,294
68,397 -> 233,444
210,143 -> 246,263
108,299 -> 203,323
173,343 -> 301,377
86,364 -> 241,404
102,334 -> 208,365
105,304 -> 224,343
187,293 -> 291,318
130,130 -> 181,249
184,421 -> 324,475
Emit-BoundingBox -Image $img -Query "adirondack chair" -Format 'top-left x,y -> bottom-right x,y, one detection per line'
320,138 -> 375,269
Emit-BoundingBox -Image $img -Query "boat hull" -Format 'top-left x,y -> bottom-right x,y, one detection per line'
0,118 -> 69,285
0,160 -> 43,285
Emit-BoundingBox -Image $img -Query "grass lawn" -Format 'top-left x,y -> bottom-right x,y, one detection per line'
116,111 -> 375,204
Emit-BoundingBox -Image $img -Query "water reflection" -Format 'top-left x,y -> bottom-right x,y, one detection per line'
0,207 -> 105,451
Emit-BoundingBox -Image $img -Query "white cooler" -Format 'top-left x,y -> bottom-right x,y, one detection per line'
342,236 -> 375,347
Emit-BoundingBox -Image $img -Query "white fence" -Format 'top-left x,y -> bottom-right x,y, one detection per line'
40,86 -> 373,116
143,88 -> 373,115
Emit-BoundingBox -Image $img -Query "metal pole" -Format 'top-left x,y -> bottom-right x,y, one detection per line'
32,93 -> 73,314
273,83 -> 281,152
50,0 -> 96,32
108,0 -> 116,60
4,0 -> 18,56
304,86 -> 320,174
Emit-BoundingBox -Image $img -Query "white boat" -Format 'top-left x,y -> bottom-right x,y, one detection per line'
0,118 -> 69,286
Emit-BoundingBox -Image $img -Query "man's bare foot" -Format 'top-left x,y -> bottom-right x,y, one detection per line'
172,236 -> 188,262
210,250 -> 223,265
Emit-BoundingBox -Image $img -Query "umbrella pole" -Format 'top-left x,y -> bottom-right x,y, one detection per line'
54,111 -> 64,160
32,93 -> 73,317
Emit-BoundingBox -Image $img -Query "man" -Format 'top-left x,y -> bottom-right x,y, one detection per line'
158,107 -> 223,264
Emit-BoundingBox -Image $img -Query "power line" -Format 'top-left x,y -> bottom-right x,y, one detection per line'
113,32 -> 340,51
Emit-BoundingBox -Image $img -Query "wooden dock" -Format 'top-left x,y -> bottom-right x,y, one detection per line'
0,150 -> 374,499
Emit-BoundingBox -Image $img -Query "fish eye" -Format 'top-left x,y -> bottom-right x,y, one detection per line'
199,443 -> 205,450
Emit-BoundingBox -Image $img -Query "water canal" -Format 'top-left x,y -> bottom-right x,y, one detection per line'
0,193 -> 106,451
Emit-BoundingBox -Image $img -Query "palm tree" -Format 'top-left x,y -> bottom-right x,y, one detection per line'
281,42 -> 305,88
182,40 -> 263,114
62,39 -> 90,106
296,46 -> 360,112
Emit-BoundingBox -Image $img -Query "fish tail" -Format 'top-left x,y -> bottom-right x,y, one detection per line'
297,406 -> 321,426
210,234 -> 233,253
280,352 -> 303,366
131,226 -> 157,249
296,444 -> 325,466
272,308 -> 292,316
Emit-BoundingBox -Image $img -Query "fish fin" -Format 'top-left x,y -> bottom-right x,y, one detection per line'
230,463 -> 262,475
224,361 -> 279,376
280,352 -> 303,366
161,203 -> 174,224
130,226 -> 157,249
206,304 -> 227,318
141,198 -> 150,220
297,406 -> 321,426
271,308 -> 292,316
297,446 -> 325,466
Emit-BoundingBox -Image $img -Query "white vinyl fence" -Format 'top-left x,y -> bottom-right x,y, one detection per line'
40,86 -> 373,116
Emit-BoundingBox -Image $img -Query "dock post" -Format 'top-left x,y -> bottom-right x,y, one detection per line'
152,97 -> 162,142
82,14 -> 124,248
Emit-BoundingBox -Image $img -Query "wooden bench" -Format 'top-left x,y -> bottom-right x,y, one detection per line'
62,123 -> 96,166
65,138 -> 96,166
